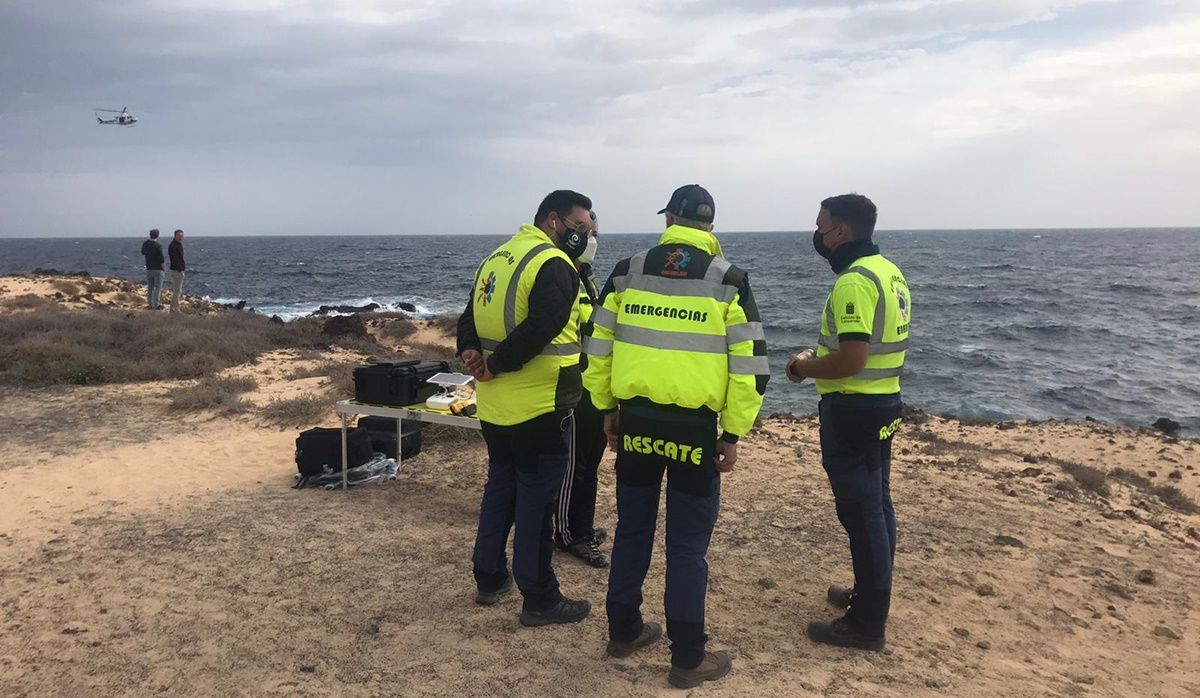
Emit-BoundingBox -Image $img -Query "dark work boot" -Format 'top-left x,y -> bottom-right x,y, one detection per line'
668,650 -> 732,689
519,597 -> 591,627
567,538 -> 609,568
474,575 -> 513,606
590,528 -> 608,545
827,584 -> 855,610
606,621 -> 663,658
807,617 -> 885,651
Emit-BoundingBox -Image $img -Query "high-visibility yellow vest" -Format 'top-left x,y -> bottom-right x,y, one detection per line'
815,253 -> 910,395
473,224 -> 581,425
582,225 -> 768,437
578,272 -> 598,326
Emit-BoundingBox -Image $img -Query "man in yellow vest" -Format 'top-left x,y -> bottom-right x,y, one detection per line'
786,193 -> 910,651
456,190 -> 594,626
553,209 -> 611,568
584,185 -> 769,688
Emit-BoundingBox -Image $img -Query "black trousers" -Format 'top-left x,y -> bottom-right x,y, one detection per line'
818,392 -> 902,637
554,388 -> 608,546
606,399 -> 720,669
472,410 -> 572,612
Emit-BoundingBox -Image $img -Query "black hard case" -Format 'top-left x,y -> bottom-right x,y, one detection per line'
356,416 -> 424,459
352,360 -> 451,406
295,426 -> 373,476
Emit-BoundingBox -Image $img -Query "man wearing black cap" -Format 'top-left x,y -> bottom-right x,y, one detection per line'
583,185 -> 769,688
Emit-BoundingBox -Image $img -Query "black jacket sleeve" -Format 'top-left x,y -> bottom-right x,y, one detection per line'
486,258 -> 578,375
456,292 -> 481,357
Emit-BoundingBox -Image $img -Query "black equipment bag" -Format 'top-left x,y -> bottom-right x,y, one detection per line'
352,360 -> 451,406
356,416 -> 425,459
296,426 -> 373,476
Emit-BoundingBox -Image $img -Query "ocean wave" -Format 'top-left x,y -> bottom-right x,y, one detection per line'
203,295 -> 460,321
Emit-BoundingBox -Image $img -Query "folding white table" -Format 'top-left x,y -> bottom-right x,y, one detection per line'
333,399 -> 481,490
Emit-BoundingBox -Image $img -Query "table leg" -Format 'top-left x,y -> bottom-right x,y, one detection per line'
341,413 -> 350,491
396,417 -> 404,475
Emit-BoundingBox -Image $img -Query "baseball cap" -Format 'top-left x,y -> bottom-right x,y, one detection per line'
657,184 -> 715,223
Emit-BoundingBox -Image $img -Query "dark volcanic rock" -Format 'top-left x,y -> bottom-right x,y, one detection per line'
31,268 -> 91,277
312,303 -> 382,316
1152,417 -> 1181,435
269,314 -> 284,324
397,301 -> 417,313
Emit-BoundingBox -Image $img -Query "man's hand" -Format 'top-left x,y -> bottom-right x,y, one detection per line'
715,440 -> 738,473
786,347 -> 817,384
603,412 -> 620,451
461,349 -> 485,378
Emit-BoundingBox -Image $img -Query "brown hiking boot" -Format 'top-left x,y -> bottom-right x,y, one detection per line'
606,621 -> 663,658
667,650 -> 732,689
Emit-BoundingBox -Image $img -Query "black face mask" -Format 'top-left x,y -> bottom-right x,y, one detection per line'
812,229 -> 834,259
556,220 -> 590,260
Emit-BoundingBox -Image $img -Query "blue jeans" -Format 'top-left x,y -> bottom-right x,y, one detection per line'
606,400 -> 720,669
818,393 -> 902,636
472,411 -> 572,612
146,269 -> 164,308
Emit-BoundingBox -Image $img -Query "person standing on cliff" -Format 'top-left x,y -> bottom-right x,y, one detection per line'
167,229 -> 187,313
140,229 -> 165,310
786,193 -> 911,652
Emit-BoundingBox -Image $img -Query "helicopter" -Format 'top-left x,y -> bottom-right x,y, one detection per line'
95,107 -> 138,126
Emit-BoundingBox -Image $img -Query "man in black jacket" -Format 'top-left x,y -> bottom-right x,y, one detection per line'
140,229 -> 165,310
167,229 -> 187,313
456,190 -> 594,627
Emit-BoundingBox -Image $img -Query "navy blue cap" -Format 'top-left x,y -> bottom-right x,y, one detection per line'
657,184 -> 715,223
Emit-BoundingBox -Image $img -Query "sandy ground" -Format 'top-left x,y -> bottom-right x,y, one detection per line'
1,281 -> 1198,696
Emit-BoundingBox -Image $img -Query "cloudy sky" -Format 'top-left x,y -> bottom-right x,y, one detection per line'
1,0 -> 1197,236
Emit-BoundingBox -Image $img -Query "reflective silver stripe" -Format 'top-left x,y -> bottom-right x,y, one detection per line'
704,256 -> 732,284
504,244 -> 555,333
591,305 -> 617,331
615,325 -> 727,354
729,355 -> 770,375
726,321 -> 764,345
624,274 -> 737,303
480,338 -> 499,351
874,338 -> 909,354
582,335 -> 613,356
841,266 -> 887,344
612,252 -> 649,292
855,366 -> 903,380
820,334 -> 908,355
824,297 -> 835,335
541,342 -> 580,357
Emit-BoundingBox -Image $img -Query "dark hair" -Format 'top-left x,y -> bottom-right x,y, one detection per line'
174,229 -> 184,236
534,190 -> 592,226
821,194 -> 877,240
149,229 -> 160,239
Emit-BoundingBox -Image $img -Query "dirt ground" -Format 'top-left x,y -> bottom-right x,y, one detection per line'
1,281 -> 1198,696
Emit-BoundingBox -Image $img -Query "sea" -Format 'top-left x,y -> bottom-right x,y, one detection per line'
2,229 -> 1198,436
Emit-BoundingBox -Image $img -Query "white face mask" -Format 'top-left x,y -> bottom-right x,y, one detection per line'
577,235 -> 599,264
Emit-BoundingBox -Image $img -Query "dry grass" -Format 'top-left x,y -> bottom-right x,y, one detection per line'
284,359 -> 359,399
428,313 -> 459,334
260,393 -> 330,427
50,280 -> 81,295
1152,485 -> 1200,515
1056,460 -> 1112,497
1,294 -> 52,310
0,305 -> 325,386
403,341 -> 461,369
375,315 -> 418,341
169,375 -> 258,414
84,279 -> 110,294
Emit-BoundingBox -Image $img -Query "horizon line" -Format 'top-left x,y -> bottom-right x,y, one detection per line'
2,225 -> 1198,240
